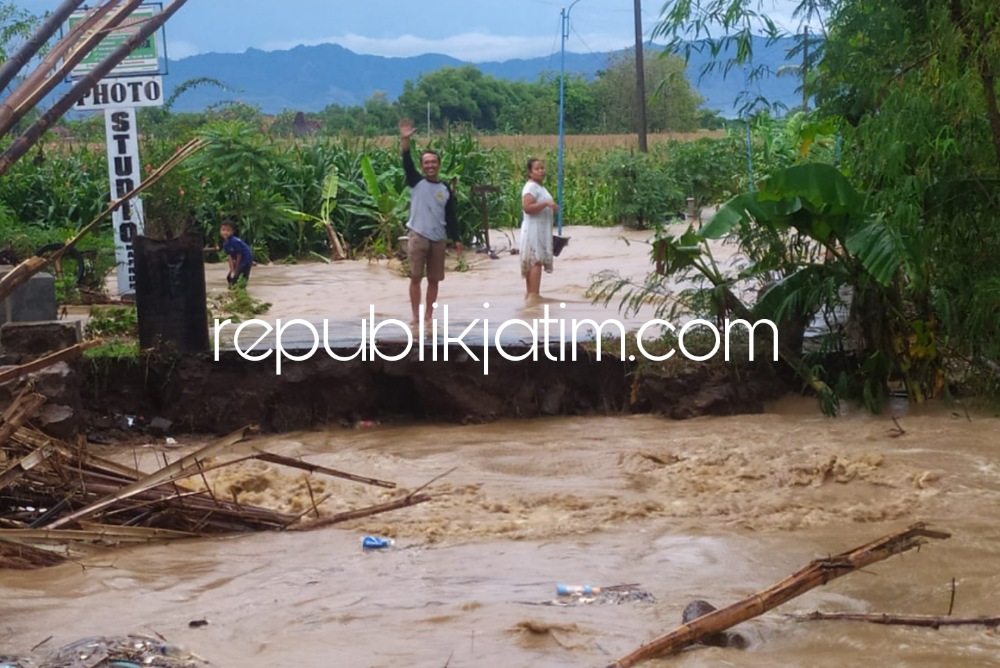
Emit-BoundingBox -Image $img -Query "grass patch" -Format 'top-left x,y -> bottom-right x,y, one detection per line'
84,305 -> 138,338
83,338 -> 140,361
209,278 -> 271,322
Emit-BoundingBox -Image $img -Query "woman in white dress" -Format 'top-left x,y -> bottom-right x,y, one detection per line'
519,158 -> 559,302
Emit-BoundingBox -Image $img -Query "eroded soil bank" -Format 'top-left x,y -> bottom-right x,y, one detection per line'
81,344 -> 794,435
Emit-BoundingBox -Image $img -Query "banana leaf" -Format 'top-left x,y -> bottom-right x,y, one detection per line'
703,163 -> 864,243
844,214 -> 908,286
653,228 -> 707,276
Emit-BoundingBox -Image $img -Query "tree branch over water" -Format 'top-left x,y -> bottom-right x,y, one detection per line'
607,523 -> 951,668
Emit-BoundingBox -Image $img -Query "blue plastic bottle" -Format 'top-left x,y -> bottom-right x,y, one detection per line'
556,583 -> 600,596
362,536 -> 395,550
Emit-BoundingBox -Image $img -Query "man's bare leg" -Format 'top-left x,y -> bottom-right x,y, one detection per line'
425,280 -> 440,322
410,277 -> 423,324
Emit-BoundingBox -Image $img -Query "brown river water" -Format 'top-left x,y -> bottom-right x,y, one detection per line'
3,400 -> 999,667
15,225 -> 1000,666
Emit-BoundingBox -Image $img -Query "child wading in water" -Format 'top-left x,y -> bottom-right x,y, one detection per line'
220,221 -> 253,287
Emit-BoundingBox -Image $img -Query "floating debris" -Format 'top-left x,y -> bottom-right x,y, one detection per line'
2,634 -> 209,668
521,584 -> 656,607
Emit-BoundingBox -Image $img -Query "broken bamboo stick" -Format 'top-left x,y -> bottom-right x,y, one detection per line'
0,390 -> 46,448
0,525 -> 197,545
288,493 -> 434,531
0,340 -> 102,387
788,611 -> 1000,628
606,523 -> 952,668
0,538 -> 69,569
250,450 -> 396,489
0,441 -> 57,493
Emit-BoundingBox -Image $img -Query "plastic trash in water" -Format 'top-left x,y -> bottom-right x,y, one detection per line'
362,536 -> 395,550
557,583 -> 601,596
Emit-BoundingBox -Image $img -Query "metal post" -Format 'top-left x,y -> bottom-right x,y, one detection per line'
557,0 -> 580,237
633,0 -> 648,152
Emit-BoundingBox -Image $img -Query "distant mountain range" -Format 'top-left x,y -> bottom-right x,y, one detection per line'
151,36 -> 806,118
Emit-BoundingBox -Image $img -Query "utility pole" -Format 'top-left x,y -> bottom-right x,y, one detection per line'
801,26 -> 809,112
633,0 -> 648,152
557,0 -> 582,235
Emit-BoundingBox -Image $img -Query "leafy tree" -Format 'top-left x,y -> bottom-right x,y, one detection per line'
645,0 -> 1000,407
593,48 -> 704,133
0,1 -> 39,63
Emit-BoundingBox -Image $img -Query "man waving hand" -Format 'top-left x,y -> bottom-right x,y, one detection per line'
400,119 -> 463,328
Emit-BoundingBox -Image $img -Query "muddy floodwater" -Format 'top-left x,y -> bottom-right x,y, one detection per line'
3,398 -> 1000,667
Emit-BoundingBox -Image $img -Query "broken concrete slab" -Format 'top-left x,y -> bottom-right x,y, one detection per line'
0,265 -> 58,325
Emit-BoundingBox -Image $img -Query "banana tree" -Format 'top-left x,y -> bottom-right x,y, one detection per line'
339,154 -> 410,255
282,165 -> 348,260
650,162 -> 927,414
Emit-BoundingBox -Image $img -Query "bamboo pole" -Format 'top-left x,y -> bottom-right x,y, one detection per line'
607,523 -> 952,668
0,0 -> 90,93
0,0 -> 144,138
0,0 -> 120,130
0,0 -> 190,178
0,440 -> 56,493
788,610 -> 1000,628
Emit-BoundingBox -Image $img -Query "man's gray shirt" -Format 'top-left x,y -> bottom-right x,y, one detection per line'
402,149 -> 459,242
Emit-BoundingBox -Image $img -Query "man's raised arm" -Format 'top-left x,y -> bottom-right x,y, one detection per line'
399,119 -> 421,188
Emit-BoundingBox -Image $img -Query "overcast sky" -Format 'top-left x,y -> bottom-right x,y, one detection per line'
16,0 -> 816,62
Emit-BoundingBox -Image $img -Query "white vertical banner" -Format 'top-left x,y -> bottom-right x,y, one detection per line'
103,107 -> 144,296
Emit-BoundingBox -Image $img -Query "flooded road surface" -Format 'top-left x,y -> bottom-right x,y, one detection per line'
198,222 -> 754,350
3,399 -> 999,666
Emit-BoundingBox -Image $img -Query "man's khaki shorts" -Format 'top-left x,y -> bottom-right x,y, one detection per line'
408,232 -> 446,282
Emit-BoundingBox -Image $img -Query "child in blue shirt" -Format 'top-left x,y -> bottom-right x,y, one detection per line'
220,221 -> 253,287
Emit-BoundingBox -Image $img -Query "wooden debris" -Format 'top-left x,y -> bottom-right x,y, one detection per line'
45,426 -> 257,529
0,339 -> 102,386
2,406 -> 439,567
0,389 -> 46,446
606,523 -> 952,668
16,633 -> 210,667
788,610 -> 1000,628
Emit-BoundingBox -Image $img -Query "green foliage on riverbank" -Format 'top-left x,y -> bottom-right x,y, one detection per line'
589,0 -> 1000,414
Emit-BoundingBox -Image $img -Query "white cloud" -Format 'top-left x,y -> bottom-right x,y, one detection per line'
261,32 -> 636,63
166,40 -> 200,60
